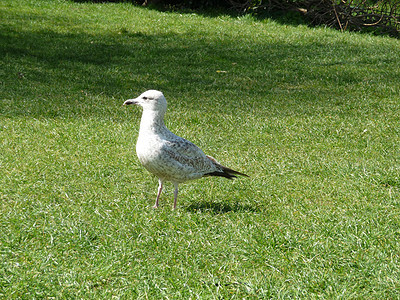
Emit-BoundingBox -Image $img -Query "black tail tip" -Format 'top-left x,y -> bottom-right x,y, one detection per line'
205,171 -> 248,179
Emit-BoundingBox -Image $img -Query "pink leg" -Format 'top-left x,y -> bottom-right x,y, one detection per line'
173,183 -> 179,210
154,179 -> 163,208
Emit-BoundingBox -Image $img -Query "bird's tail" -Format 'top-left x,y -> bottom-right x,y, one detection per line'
204,155 -> 249,179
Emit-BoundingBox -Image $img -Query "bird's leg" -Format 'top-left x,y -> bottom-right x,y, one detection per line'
173,183 -> 179,210
154,179 -> 163,208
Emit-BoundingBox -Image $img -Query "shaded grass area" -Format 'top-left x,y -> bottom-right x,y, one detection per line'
1,0 -> 400,298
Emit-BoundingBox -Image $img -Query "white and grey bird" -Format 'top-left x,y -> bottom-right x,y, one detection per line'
123,90 -> 248,209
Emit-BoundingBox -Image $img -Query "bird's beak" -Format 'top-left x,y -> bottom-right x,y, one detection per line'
123,98 -> 138,106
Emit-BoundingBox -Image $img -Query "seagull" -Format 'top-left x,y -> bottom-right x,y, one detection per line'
123,90 -> 248,209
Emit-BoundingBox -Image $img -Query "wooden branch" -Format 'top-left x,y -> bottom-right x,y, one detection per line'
333,4 -> 343,32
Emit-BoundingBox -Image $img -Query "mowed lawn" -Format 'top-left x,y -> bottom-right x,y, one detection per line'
1,0 -> 400,298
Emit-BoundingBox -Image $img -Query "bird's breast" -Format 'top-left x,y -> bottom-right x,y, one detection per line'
136,135 -> 162,163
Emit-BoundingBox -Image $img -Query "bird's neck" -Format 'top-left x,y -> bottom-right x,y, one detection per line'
139,110 -> 167,135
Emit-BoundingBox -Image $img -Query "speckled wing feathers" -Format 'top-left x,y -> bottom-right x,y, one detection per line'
160,137 -> 218,180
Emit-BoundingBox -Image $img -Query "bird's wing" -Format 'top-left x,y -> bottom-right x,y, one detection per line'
165,136 -> 205,157
162,137 -> 216,174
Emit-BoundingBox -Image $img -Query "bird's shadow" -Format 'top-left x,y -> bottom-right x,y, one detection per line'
185,200 -> 260,214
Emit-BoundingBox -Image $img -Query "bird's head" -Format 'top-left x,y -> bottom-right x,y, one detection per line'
124,90 -> 167,113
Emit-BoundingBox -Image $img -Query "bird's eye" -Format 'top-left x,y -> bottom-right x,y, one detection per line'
142,96 -> 148,100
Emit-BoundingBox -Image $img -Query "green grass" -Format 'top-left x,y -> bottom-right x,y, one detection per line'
1,0 -> 400,298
